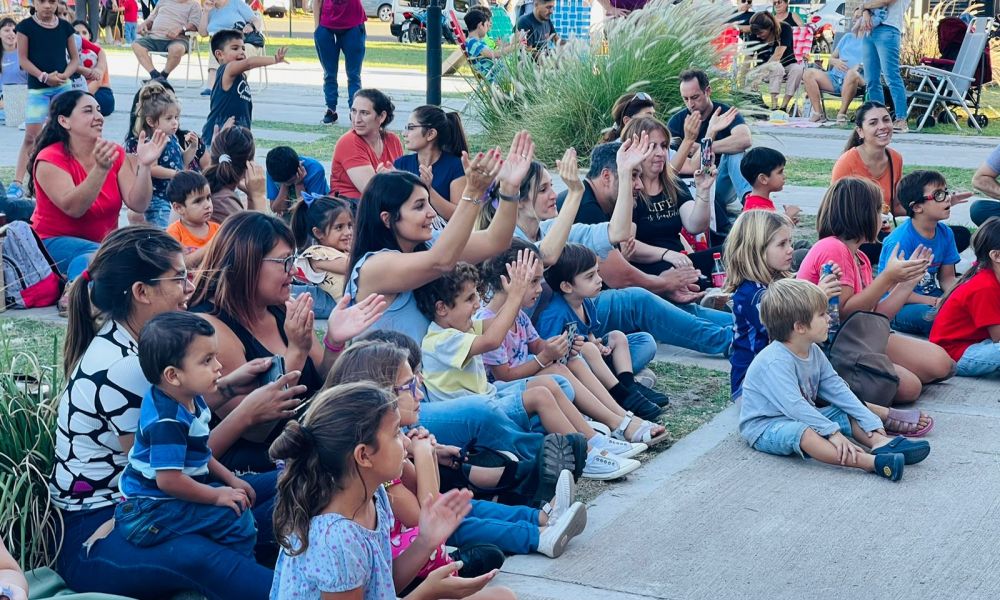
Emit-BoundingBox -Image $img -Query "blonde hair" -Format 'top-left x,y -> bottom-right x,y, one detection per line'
722,210 -> 794,293
133,82 -> 180,138
759,278 -> 828,342
620,116 -> 679,207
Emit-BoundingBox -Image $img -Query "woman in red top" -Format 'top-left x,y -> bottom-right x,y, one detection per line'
930,217 -> 1000,377
28,90 -> 167,280
329,88 -> 404,199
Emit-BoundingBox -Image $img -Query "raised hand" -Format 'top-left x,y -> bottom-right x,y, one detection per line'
682,111 -> 702,142
418,162 -> 433,187
234,371 -> 306,424
93,138 -> 118,171
694,160 -> 718,190
326,293 -> 389,345
497,130 -> 535,190
883,243 -> 930,283
273,47 -> 289,64
416,488 -> 473,548
619,236 -> 636,260
283,292 -> 316,353
556,147 -> 583,193
617,130 -> 654,173
501,248 -> 538,302
461,147 -> 502,196
135,129 -> 169,167
706,106 -> 740,138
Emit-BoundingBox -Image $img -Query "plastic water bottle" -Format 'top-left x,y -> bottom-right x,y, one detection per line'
711,253 -> 726,288
802,98 -> 812,119
822,264 -> 840,343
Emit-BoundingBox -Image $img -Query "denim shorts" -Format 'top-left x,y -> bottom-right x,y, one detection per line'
957,339 -> 1000,377
752,406 -> 853,458
490,375 -> 574,432
26,84 -> 72,125
828,69 -> 845,95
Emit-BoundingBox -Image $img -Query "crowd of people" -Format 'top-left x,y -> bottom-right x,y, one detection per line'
1,0 -> 1000,598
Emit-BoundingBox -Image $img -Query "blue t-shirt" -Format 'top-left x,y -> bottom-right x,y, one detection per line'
729,280 -> 768,400
205,0 -> 257,34
877,220 -> 960,296
535,294 -> 604,340
393,153 -> 465,208
465,36 -> 496,79
832,32 -> 863,73
265,156 -> 330,201
270,486 -> 396,600
120,386 -> 213,499
1,49 -> 28,86
513,220 -> 614,259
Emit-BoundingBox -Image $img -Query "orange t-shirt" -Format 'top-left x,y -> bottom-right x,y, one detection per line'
830,147 -> 903,215
166,220 -> 221,254
329,129 -> 404,199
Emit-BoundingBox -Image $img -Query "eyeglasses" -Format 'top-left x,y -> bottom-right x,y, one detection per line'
393,377 -> 420,396
262,255 -> 297,273
149,270 -> 194,284
922,189 -> 954,203
404,123 -> 429,131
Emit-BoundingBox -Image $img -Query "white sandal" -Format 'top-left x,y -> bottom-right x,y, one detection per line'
612,413 -> 669,447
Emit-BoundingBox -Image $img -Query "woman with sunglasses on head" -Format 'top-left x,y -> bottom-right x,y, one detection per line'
394,105 -> 469,228
190,212 -> 387,473
52,226 -> 305,600
772,0 -> 803,28
600,91 -> 656,143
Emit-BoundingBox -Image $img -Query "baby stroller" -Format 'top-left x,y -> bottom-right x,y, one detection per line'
914,15 -> 994,128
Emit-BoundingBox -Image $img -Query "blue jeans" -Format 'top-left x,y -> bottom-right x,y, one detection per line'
956,339 -> 1000,377
418,396 -> 544,461
124,22 -> 137,44
115,487 -> 257,555
622,332 -> 656,372
863,25 -> 907,120
93,86 -> 115,117
43,236 -> 100,281
594,287 -> 734,357
714,152 -> 752,232
891,299 -> 938,337
145,197 -> 172,228
0,195 -> 35,222
449,499 -> 540,554
752,406 -> 852,459
970,199 -> 1000,227
292,283 -> 335,319
56,471 -> 278,600
314,24 -> 366,112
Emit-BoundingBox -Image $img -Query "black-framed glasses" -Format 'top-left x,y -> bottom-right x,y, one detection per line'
404,123 -> 429,132
923,189 -> 954,203
262,255 -> 297,273
149,270 -> 194,284
393,377 -> 420,396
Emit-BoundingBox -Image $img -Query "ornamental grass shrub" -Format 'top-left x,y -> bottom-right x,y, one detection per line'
469,0 -> 734,164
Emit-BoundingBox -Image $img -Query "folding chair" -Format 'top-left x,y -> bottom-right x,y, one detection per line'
904,16 -> 990,133
134,31 -> 204,89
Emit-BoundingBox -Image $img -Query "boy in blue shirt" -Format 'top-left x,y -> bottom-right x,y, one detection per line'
116,311 -> 257,554
535,243 -> 667,416
464,7 -> 515,82
265,145 -> 330,219
878,170 -> 972,336
740,278 -> 930,481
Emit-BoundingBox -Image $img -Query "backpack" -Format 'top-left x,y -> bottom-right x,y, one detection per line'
827,311 -> 900,408
1,222 -> 63,309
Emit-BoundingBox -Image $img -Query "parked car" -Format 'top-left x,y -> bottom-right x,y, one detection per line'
391,0 -> 470,40
365,0 -> 395,21
804,0 -> 847,36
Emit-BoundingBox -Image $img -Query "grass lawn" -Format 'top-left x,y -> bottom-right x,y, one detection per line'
784,156 -> 978,189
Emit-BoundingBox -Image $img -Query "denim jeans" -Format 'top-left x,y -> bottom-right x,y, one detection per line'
144,198 -> 172,229
594,287 -> 734,357
0,195 -> 35,222
891,299 -> 937,337
863,25 -> 907,120
124,22 -> 137,44
956,339 -> 1000,377
418,396 -> 545,461
314,24 -> 366,112
293,283 -> 335,319
970,199 -> 1000,227
622,332 -> 656,372
42,236 -> 100,281
115,488 -> 257,555
449,499 -> 540,554
93,86 -> 115,117
56,472 -> 278,600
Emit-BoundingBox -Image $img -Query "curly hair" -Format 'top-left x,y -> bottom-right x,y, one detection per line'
413,262 -> 480,319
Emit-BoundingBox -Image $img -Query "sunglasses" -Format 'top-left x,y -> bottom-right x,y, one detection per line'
262,255 -> 297,273
624,91 -> 654,117
922,189 -> 954,203
393,377 -> 420,397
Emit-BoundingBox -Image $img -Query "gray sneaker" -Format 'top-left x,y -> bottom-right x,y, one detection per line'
537,501 -> 587,558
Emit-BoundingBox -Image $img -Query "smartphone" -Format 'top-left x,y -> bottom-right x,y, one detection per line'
560,322 -> 578,364
700,138 -> 714,169
258,355 -> 286,387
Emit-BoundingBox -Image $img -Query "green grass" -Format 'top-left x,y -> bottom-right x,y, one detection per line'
575,362 -> 730,504
784,156 -> 978,189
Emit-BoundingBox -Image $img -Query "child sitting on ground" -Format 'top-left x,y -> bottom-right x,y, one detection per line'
201,29 -> 287,145
878,170 -> 972,337
166,170 -> 219,268
740,278 -> 931,481
535,243 -> 669,416
268,381 -> 515,600
328,340 -> 588,560
930,217 -> 1000,377
739,147 -> 801,224
265,145 -> 330,219
290,195 -> 353,303
415,255 -> 644,480
477,240 -> 668,445
117,312 -> 257,553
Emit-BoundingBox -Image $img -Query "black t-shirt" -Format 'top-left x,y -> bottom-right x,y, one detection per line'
517,12 -> 555,53
632,181 -> 694,252
755,21 -> 796,67
15,17 -> 76,89
666,101 -> 747,161
202,62 -> 253,144
556,180 -> 610,225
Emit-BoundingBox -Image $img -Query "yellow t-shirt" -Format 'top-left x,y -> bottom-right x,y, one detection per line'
421,320 -> 495,402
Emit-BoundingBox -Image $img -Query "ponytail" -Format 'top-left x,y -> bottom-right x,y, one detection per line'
843,101 -> 889,154
204,126 -> 255,193
411,105 -> 468,157
133,81 -> 179,139
290,195 -> 353,250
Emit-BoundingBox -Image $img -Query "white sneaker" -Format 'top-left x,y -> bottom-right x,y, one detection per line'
585,418 -> 611,437
582,447 -> 640,480
536,501 -> 587,558
635,367 -> 657,389
542,469 -> 575,524
594,433 -> 646,458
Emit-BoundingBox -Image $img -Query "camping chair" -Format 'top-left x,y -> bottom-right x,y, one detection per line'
904,16 -> 990,132
133,31 -> 204,89
914,15 -> 993,128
